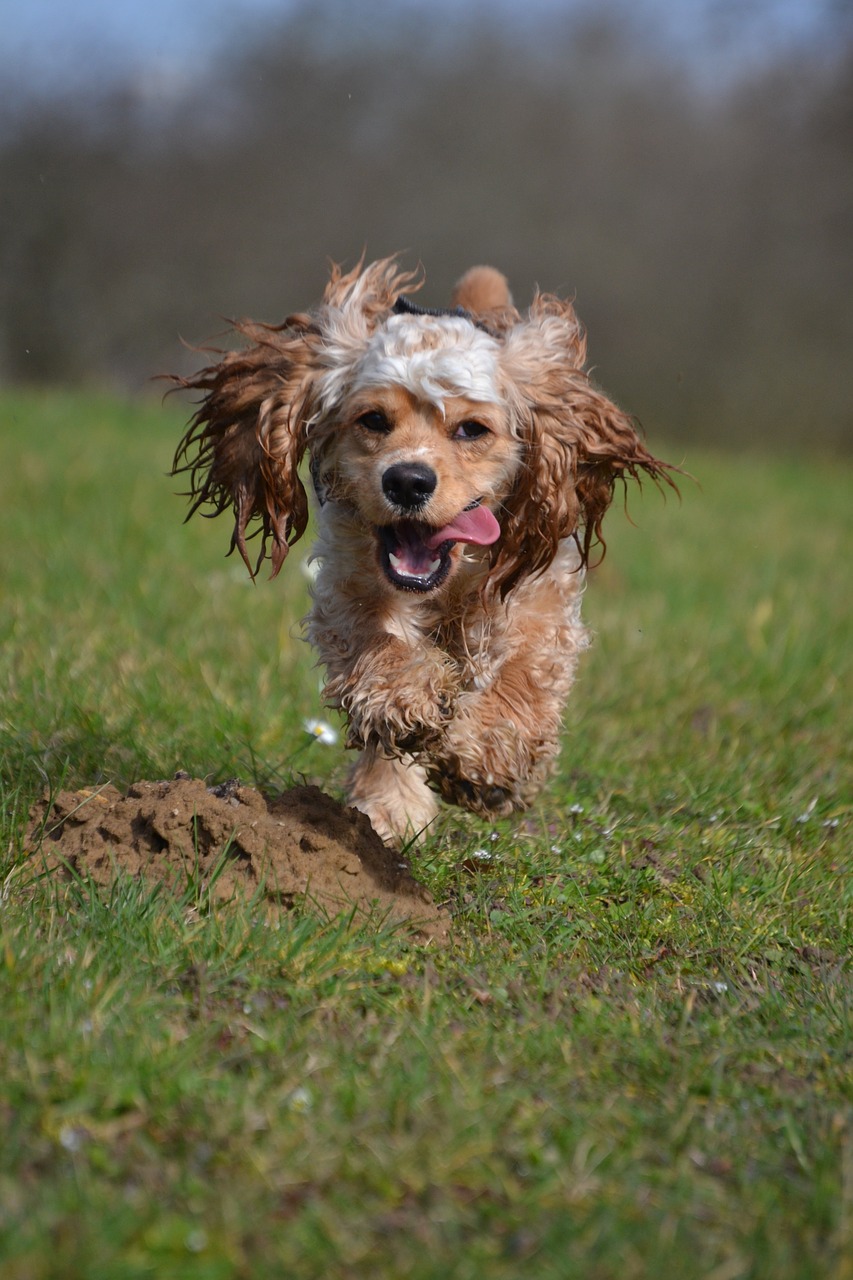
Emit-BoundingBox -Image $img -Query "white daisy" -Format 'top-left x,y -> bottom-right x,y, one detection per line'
303,718 -> 338,746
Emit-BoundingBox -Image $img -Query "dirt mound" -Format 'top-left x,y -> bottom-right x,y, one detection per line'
25,775 -> 449,943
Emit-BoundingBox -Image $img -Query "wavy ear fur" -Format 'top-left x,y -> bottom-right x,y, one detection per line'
171,315 -> 318,577
171,257 -> 423,576
321,254 -> 423,320
492,293 -> 676,596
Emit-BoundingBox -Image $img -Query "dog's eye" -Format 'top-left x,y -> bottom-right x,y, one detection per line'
454,420 -> 490,441
356,410 -> 392,434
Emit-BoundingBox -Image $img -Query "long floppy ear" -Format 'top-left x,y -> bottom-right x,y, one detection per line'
492,293 -> 675,596
171,315 -> 318,577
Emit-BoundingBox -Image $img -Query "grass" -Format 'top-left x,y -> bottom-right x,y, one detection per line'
0,388 -> 851,1279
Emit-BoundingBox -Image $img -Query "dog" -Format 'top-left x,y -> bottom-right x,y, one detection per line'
172,257 -> 673,845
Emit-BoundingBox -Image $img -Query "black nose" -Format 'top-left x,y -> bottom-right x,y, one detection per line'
382,461 -> 437,510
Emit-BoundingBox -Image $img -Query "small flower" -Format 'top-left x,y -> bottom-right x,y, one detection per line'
303,718 -> 338,746
287,1086 -> 313,1114
185,1229 -> 208,1254
58,1124 -> 88,1152
796,799 -> 817,824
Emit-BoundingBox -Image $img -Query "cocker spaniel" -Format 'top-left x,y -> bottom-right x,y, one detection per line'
173,257 -> 672,845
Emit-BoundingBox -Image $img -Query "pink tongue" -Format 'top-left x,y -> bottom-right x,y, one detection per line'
425,504 -> 501,550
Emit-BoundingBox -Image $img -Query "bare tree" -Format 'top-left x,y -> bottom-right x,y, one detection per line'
0,0 -> 850,450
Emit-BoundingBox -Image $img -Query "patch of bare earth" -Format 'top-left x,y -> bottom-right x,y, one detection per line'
26,775 -> 449,944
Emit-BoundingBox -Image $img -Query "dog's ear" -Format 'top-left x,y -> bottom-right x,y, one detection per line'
171,315 -> 318,577
170,257 -> 422,576
492,293 -> 674,595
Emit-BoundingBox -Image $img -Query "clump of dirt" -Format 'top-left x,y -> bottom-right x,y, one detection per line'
25,775 -> 449,944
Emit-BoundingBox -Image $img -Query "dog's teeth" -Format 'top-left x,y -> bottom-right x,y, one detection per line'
389,551 -> 442,579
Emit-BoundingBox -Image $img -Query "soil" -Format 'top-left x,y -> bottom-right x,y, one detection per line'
25,774 -> 450,944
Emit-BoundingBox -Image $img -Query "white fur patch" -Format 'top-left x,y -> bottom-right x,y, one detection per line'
356,315 -> 501,406
317,314 -> 502,415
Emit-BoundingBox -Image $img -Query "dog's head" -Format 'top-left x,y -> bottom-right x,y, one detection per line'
173,257 -> 672,594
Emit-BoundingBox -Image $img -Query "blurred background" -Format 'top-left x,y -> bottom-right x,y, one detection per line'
1,0 -> 851,451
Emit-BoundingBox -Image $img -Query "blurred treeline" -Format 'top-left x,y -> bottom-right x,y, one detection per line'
1,0 -> 851,451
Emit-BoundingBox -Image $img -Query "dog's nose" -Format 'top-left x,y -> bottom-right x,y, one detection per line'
382,461 -> 437,510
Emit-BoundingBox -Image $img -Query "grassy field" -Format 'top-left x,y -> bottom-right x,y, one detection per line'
0,390 -> 850,1279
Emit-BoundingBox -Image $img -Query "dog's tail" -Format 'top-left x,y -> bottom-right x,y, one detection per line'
451,266 -> 513,319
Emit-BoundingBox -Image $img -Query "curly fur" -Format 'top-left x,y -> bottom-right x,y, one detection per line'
172,257 -> 674,844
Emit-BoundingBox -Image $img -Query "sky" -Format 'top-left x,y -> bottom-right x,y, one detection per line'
0,0 -> 835,81
1,0 -> 839,101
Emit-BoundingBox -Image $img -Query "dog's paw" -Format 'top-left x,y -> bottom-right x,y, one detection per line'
425,760 -> 525,818
343,650 -> 457,756
423,705 -> 557,818
430,771 -> 519,817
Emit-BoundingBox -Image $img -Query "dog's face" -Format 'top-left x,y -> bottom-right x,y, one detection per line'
312,315 -> 521,593
173,257 -> 674,591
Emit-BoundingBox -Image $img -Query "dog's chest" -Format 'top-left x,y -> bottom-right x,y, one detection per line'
380,590 -> 507,691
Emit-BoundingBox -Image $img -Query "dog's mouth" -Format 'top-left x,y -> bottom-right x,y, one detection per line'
377,501 -> 501,593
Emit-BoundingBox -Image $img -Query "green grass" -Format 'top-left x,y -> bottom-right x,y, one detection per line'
1,389 -> 851,1279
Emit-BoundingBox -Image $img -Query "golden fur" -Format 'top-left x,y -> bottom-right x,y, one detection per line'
173,257 -> 673,844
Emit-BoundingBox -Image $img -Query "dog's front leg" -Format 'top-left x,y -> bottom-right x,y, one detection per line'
423,669 -> 564,818
347,751 -> 439,845
423,557 -> 588,818
329,633 -> 458,755
308,575 -> 458,756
